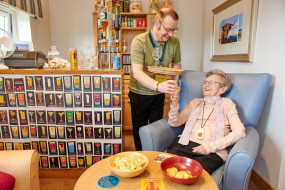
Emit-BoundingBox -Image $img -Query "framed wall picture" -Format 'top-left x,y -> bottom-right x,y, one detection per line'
211,0 -> 259,62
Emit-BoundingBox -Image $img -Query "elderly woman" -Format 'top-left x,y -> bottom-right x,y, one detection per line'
167,69 -> 246,174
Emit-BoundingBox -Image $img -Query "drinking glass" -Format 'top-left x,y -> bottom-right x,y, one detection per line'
89,46 -> 99,69
79,45 -> 89,69
152,47 -> 162,67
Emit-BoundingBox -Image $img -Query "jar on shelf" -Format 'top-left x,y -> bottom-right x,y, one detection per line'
48,46 -> 60,64
130,0 -> 142,13
149,0 -> 158,13
162,0 -> 172,8
122,38 -> 128,53
133,18 -> 137,27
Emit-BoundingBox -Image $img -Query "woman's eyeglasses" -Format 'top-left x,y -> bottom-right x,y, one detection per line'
203,80 -> 225,86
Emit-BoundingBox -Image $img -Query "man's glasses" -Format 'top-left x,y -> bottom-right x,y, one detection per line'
159,21 -> 178,33
203,80 -> 225,86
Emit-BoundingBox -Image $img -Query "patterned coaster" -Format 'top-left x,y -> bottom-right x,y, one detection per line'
97,175 -> 120,189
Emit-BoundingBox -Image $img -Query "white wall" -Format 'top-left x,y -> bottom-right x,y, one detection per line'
202,0 -> 285,189
30,0 -> 51,54
48,0 -> 94,60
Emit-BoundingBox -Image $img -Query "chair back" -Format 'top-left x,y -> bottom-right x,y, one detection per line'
179,70 -> 272,127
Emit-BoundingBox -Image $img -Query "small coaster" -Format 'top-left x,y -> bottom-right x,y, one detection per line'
97,175 -> 119,189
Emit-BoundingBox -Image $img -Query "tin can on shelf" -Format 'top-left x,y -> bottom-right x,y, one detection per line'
113,56 -> 120,70
69,48 -> 78,69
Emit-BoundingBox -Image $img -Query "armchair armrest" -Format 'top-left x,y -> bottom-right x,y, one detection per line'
0,150 -> 40,190
223,127 -> 259,190
139,118 -> 184,151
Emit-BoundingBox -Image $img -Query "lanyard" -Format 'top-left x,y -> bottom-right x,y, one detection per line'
149,29 -> 166,66
201,103 -> 214,129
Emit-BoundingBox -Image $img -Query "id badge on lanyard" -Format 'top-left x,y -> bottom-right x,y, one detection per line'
197,128 -> 204,140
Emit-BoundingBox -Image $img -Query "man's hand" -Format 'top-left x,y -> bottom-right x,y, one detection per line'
157,80 -> 177,94
192,145 -> 208,155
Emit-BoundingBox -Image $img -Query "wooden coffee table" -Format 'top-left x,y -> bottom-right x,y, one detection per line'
74,151 -> 218,190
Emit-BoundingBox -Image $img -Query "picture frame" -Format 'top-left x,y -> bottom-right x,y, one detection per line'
211,0 -> 259,62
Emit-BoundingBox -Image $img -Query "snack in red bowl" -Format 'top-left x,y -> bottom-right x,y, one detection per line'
160,156 -> 203,184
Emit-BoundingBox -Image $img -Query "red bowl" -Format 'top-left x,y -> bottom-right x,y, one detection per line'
160,156 -> 203,184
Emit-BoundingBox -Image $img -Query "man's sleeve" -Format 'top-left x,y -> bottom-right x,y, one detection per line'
131,37 -> 144,65
172,38 -> 181,64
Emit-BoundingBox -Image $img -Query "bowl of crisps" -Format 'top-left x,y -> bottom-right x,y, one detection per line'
160,156 -> 203,184
108,151 -> 149,177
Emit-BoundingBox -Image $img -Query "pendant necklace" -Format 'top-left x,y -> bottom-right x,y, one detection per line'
197,103 -> 214,140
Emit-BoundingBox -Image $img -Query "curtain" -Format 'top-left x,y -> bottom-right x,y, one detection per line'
0,0 -> 43,18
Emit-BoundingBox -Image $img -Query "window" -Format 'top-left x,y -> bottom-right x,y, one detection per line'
0,6 -> 12,35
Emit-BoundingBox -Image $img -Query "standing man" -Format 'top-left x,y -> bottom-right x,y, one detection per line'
129,8 -> 181,150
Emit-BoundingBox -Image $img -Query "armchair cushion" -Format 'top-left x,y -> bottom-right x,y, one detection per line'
0,171 -> 15,190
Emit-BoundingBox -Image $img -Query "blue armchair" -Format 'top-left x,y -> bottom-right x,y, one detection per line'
139,70 -> 272,190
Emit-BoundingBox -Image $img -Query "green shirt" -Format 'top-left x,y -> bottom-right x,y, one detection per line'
130,30 -> 181,95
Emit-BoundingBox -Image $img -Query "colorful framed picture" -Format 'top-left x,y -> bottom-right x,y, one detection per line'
17,93 -> 26,107
93,93 -> 102,107
84,111 -> 93,125
85,126 -> 93,139
40,156 -> 49,168
83,76 -> 91,92
75,111 -> 83,124
77,142 -> 84,155
5,78 -> 13,92
7,93 -> 17,107
0,110 -> 8,124
59,156 -> 68,168
39,141 -> 48,154
9,110 -> 18,125
54,76 -> 63,91
49,141 -> 58,155
35,76 -> 44,90
73,75 -> 81,91
63,76 -> 72,92
1,126 -> 11,138
48,126 -> 57,139
25,76 -> 34,90
211,0 -> 259,62
38,126 -> 48,138
84,142 -> 93,155
45,93 -> 56,107
13,78 -> 25,92
58,141 -> 67,155
94,111 -> 103,125
112,77 -> 121,92
67,141 -> 76,155
36,110 -> 46,124
50,157 -> 59,168
45,76 -> 54,91
10,126 -> 19,139
26,91 -> 36,106
35,92 -> 45,106
74,92 -> 82,107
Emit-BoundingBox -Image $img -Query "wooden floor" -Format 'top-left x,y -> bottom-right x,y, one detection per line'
39,133 -> 260,190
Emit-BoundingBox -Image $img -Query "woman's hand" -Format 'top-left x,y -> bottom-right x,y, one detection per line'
192,145 -> 207,155
170,86 -> 181,102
